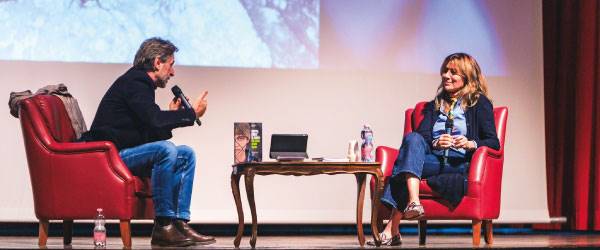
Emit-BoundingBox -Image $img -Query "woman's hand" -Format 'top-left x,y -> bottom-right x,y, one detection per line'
435,134 -> 454,149
453,135 -> 476,151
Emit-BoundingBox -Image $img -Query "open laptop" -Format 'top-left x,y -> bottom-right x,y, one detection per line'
269,134 -> 308,161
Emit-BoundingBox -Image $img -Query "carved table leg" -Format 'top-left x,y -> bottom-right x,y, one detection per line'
244,169 -> 257,248
370,172 -> 384,247
231,172 -> 244,248
355,173 -> 366,246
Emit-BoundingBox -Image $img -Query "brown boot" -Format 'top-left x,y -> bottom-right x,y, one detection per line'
173,220 -> 216,245
151,221 -> 194,247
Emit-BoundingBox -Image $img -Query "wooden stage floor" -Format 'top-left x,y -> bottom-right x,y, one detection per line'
1,234 -> 600,249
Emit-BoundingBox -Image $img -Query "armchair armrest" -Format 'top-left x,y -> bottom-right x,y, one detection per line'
467,146 -> 504,183
45,140 -> 114,153
45,140 -> 135,184
465,146 -> 504,215
474,146 -> 502,159
375,146 -> 399,177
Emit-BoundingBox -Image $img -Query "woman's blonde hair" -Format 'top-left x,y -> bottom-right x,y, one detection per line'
434,53 -> 489,111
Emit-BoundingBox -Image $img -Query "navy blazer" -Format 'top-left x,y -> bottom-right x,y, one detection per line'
415,94 -> 500,159
81,68 -> 196,150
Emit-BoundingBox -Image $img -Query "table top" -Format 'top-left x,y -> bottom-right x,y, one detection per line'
233,161 -> 380,167
231,161 -> 382,176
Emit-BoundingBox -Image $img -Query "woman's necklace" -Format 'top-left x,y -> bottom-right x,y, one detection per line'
446,98 -> 457,120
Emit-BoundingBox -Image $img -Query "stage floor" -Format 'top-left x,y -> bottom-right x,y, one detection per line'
1,234 -> 600,249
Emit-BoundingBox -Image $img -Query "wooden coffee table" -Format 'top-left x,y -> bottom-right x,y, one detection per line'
230,161 -> 384,248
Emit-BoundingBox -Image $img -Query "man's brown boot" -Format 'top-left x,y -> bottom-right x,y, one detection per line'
173,220 -> 216,245
151,220 -> 194,247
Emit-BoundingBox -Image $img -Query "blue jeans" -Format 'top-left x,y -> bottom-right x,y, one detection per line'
381,132 -> 468,209
119,141 -> 196,220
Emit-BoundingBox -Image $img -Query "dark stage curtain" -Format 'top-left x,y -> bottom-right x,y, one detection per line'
543,0 -> 600,230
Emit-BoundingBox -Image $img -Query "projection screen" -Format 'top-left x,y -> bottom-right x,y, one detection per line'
0,0 -> 548,223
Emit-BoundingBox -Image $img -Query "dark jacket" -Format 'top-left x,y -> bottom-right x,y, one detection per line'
416,94 -> 500,207
415,94 -> 500,159
80,68 -> 196,150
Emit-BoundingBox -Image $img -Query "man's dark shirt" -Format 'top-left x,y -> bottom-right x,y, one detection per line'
81,67 -> 196,150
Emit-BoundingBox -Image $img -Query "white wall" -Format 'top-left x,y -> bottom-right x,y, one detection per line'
0,0 -> 548,223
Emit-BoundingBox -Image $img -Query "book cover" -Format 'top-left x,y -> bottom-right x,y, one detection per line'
234,122 -> 262,164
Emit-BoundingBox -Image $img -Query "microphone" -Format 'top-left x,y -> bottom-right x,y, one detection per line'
171,85 -> 201,126
443,118 -> 453,167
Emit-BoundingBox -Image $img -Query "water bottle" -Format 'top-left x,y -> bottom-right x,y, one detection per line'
361,124 -> 374,162
93,208 -> 107,247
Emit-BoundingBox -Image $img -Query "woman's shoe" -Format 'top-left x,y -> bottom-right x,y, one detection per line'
366,233 -> 386,246
385,234 -> 402,246
366,233 -> 402,246
403,202 -> 425,220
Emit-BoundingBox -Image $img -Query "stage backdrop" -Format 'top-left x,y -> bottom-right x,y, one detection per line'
0,0 -> 548,223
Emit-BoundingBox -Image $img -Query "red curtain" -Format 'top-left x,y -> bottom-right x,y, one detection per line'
543,0 -> 600,230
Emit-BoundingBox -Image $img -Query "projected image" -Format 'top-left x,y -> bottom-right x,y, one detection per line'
321,0 -> 506,76
0,0 -> 319,69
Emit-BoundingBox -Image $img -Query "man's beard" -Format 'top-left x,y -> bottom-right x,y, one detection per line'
155,77 -> 169,88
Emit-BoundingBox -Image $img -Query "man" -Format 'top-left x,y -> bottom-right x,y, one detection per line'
81,37 -> 214,247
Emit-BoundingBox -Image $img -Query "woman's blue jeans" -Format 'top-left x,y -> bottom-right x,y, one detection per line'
119,141 -> 196,220
381,132 -> 467,210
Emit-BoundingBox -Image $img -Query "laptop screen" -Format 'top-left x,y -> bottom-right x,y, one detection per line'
269,134 -> 308,159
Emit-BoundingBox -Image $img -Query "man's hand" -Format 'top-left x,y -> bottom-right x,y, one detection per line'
169,97 -> 183,111
193,91 -> 208,118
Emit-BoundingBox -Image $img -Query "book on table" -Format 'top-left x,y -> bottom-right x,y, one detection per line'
234,122 -> 262,164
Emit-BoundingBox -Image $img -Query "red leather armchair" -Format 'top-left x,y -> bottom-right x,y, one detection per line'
371,102 -> 507,245
18,95 -> 154,248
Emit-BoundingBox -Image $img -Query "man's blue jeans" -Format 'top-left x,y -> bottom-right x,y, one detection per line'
381,132 -> 467,210
119,141 -> 196,220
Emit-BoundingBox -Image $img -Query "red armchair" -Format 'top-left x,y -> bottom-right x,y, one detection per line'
18,95 -> 154,248
371,102 -> 507,245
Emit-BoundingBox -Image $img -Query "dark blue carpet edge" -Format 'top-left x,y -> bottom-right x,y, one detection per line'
0,222 -> 594,237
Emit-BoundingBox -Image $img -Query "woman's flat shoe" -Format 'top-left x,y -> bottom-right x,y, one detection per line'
403,202 -> 425,220
366,233 -> 402,246
366,233 -> 386,246
385,234 -> 402,246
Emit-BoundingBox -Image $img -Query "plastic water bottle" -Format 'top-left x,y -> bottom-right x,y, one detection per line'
93,208 -> 106,247
361,124 -> 374,162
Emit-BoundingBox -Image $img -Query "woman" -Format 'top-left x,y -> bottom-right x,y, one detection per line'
370,53 -> 500,246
